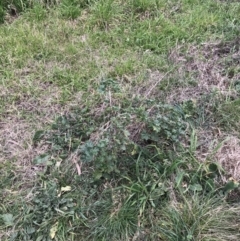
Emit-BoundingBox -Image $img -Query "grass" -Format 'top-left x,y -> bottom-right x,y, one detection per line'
1,0 -> 240,240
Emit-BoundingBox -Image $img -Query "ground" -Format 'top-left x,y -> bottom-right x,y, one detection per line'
1,1 -> 240,240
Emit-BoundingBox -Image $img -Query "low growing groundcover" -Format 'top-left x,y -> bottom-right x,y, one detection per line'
1,0 -> 240,240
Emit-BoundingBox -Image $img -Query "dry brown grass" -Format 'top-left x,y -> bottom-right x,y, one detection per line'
0,81 -> 66,183
167,39 -> 240,103
193,128 -> 240,182
135,70 -> 164,97
215,135 -> 240,181
164,39 -> 240,181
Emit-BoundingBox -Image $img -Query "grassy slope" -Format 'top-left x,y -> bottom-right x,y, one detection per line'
1,0 -> 240,240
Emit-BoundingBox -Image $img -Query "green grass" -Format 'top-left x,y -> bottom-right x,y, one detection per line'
1,0 -> 240,240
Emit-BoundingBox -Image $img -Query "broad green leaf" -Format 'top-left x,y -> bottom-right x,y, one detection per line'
1,213 -> 14,226
208,163 -> 219,173
189,184 -> 203,192
36,235 -> 44,241
187,234 -> 193,240
208,162 -> 221,178
26,226 -> 35,234
123,129 -> 130,137
223,180 -> 239,193
33,130 -> 45,143
94,171 -> 103,180
33,154 -> 53,166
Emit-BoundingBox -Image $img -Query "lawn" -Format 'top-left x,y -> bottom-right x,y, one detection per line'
1,0 -> 240,240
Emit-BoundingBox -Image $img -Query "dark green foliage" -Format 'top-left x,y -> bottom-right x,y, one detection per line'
0,6 -> 5,23
0,0 -> 96,23
0,0 -> 30,12
59,0 -> 83,19
29,92 -> 229,239
15,181 -> 77,240
34,97 -> 187,179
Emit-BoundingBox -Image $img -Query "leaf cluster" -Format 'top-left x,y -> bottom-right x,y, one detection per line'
34,96 -> 187,179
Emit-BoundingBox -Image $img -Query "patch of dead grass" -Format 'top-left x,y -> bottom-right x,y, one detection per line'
195,129 -> 240,181
0,82 -> 67,183
135,70 -> 164,98
166,39 -> 240,180
167,38 -> 240,103
0,118 -> 46,180
131,38 -> 239,105
215,135 -> 240,181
